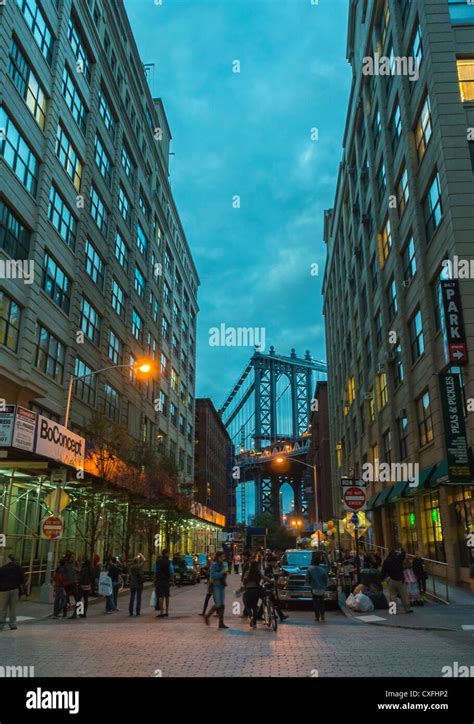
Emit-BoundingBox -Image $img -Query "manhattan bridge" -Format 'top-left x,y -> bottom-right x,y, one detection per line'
219,347 -> 327,524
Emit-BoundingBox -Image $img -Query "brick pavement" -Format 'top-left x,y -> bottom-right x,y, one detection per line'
1,572 -> 473,677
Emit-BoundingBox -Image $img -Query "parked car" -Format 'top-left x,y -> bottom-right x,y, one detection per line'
173,555 -> 200,585
274,549 -> 338,608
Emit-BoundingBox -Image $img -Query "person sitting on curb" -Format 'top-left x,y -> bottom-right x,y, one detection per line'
381,547 -> 414,614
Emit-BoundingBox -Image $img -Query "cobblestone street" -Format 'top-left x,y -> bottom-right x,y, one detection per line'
1,573 -> 473,677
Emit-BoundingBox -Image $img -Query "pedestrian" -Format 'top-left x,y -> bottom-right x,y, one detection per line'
199,573 -> 213,617
64,551 -> 80,619
240,550 -> 252,618
233,551 -> 241,575
107,556 -> 121,611
225,549 -> 233,575
242,559 -> 262,628
381,548 -> 414,614
412,552 -> 427,597
52,558 -> 68,619
78,559 -> 93,618
128,554 -> 145,616
99,566 -> 115,613
306,552 -> 329,623
0,554 -> 25,631
204,551 -> 229,629
154,549 -> 173,618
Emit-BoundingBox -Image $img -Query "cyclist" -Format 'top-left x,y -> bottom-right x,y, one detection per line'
258,565 -> 288,623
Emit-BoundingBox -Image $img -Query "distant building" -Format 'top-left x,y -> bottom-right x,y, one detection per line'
194,399 -> 232,517
308,382 -> 333,523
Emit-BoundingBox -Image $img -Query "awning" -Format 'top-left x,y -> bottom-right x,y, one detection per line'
366,493 -> 380,511
388,481 -> 408,503
373,486 -> 392,507
405,464 -> 437,496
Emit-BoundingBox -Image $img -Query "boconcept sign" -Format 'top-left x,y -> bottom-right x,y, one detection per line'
35,416 -> 85,468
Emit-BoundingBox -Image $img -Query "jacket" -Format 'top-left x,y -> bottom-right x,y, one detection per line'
0,562 -> 25,592
129,563 -> 145,590
381,551 -> 406,582
305,564 -> 328,594
210,561 -> 226,586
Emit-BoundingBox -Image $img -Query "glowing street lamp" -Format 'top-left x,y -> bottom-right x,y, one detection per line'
64,358 -> 155,428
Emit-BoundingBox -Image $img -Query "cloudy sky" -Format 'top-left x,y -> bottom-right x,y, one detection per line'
125,0 -> 352,409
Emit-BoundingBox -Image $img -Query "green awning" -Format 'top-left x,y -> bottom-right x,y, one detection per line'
430,460 -> 448,487
366,493 -> 380,511
373,486 -> 392,507
405,464 -> 437,496
388,481 -> 408,503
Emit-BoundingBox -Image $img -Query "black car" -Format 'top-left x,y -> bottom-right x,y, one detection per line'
274,549 -> 338,608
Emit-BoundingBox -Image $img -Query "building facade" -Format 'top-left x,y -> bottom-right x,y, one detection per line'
308,381 -> 333,523
323,0 -> 474,588
0,0 -> 213,575
194,398 -> 232,518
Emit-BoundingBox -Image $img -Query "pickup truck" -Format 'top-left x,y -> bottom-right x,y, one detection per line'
274,549 -> 338,608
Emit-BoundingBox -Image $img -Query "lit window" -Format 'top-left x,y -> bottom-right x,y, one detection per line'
0,291 -> 21,352
396,165 -> 409,215
456,59 -> 474,102
417,390 -> 434,447
8,38 -> 47,129
415,95 -> 432,162
55,125 -> 82,191
379,216 -> 392,265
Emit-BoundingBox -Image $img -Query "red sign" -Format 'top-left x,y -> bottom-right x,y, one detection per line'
343,486 -> 366,512
41,516 -> 64,540
448,343 -> 468,365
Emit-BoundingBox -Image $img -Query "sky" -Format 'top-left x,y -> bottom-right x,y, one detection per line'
125,0 -> 352,411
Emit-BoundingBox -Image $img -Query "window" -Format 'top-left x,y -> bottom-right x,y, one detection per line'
48,186 -> 77,248
55,124 -> 82,191
417,390 -> 434,447
121,143 -> 134,179
118,186 -> 131,226
403,235 -> 417,281
383,429 -> 392,465
0,291 -> 21,352
396,165 -> 409,215
415,96 -> 432,162
387,278 -> 398,320
172,333 -> 179,357
94,134 -> 112,187
74,357 -> 96,406
161,315 -> 170,341
377,372 -> 389,409
85,239 -> 105,289
131,308 -> 143,343
398,413 -> 409,459
8,38 -> 47,129
370,256 -> 378,291
164,248 -> 172,273
139,191 -> 150,220
421,492 -> 445,562
170,402 -> 177,426
98,86 -> 115,135
159,391 -> 168,416
0,108 -> 39,195
35,324 -> 65,383
108,329 -> 122,365
80,297 -> 101,345
136,223 -> 148,256
42,253 -> 71,313
390,101 -> 402,151
456,59 -> 474,102
114,231 -> 128,271
104,383 -> 120,421
90,185 -> 109,235
423,173 -> 443,240
379,216 -> 392,265
377,161 -> 387,199
16,0 -> 53,65
160,352 -> 168,377
449,0 -> 474,26
150,292 -> 159,322
62,66 -> 87,133
409,308 -> 425,361
163,281 -> 171,307
394,342 -> 404,386
134,265 -> 145,298
410,22 -> 423,69
171,367 -> 179,392
374,310 -> 383,347
111,279 -> 126,318
380,0 -> 390,46
372,107 -> 381,145
68,14 -> 92,83
0,200 -> 30,259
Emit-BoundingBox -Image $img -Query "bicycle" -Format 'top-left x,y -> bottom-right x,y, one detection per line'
260,583 -> 278,632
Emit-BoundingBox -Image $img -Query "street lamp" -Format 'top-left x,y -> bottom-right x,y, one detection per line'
275,455 -> 320,534
64,358 -> 155,428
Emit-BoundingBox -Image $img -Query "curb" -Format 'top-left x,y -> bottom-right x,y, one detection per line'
337,593 -> 456,632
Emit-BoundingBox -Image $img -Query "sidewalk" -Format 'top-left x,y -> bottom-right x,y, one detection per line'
339,591 -> 474,632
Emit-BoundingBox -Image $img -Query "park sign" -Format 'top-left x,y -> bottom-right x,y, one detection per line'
440,280 -> 468,366
341,478 -> 368,512
438,373 -> 470,484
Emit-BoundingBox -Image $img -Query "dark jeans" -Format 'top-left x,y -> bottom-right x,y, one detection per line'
312,594 -> 325,620
129,588 -> 142,615
245,587 -> 260,624
416,575 -> 426,595
112,581 -> 120,608
53,588 -> 67,617
202,592 -> 212,615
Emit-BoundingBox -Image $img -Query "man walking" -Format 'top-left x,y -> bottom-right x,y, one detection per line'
154,549 -> 173,618
381,547 -> 414,614
0,554 -> 25,631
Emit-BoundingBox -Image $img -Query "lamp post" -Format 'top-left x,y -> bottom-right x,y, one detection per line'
275,455 -> 319,534
64,359 -> 155,428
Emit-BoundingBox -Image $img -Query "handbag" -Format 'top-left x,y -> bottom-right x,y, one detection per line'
150,590 -> 157,607
98,572 -> 113,597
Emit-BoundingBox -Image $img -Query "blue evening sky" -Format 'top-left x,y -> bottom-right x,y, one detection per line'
125,0 -> 352,409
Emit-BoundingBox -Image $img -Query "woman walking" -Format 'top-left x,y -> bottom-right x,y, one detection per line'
204,551 -> 229,629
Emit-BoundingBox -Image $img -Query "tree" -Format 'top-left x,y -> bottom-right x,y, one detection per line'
251,512 -> 297,550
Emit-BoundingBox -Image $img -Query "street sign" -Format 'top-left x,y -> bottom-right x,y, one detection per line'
341,479 -> 367,512
440,280 -> 468,366
41,515 -> 64,540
